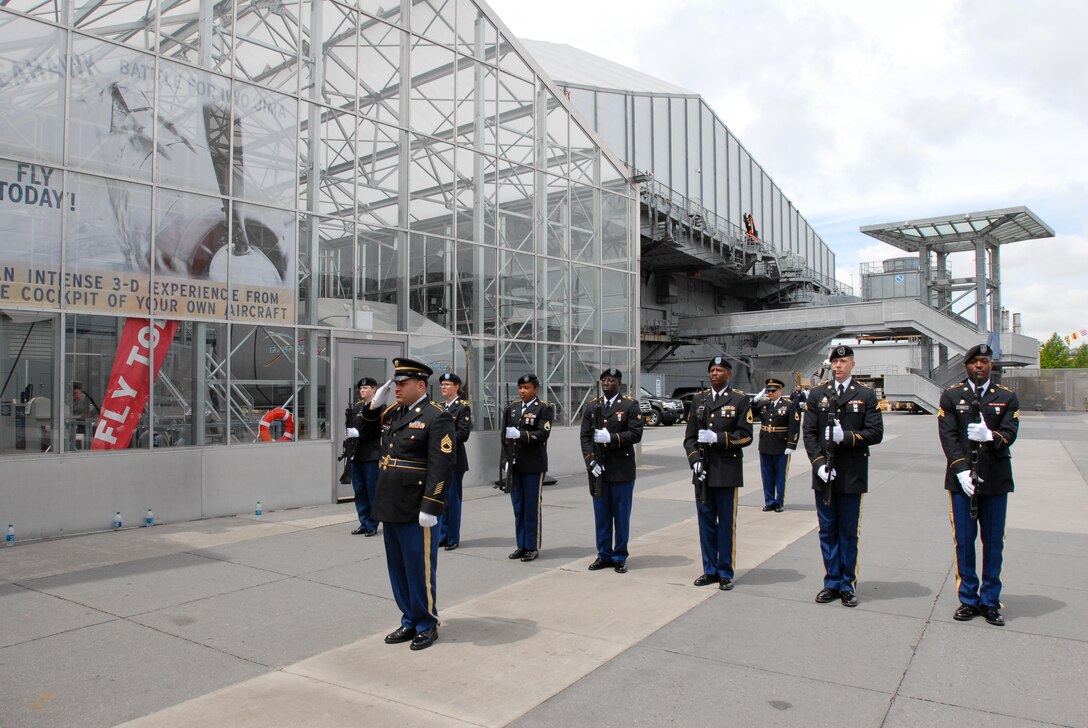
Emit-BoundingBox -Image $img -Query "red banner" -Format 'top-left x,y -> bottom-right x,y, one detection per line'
92,319 -> 179,450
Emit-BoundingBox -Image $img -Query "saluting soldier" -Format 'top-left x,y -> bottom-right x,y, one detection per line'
683,356 -> 753,591
938,343 -> 1019,627
579,367 -> 645,574
363,358 -> 455,651
802,345 -> 883,608
345,377 -> 381,536
502,373 -> 554,562
437,372 -> 472,551
751,377 -> 801,512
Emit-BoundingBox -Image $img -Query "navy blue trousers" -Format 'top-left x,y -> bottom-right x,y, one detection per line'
438,470 -> 465,546
949,491 -> 1007,609
759,453 -> 788,507
510,472 -> 543,550
351,460 -> 379,531
593,480 -> 634,563
696,487 -> 738,579
382,520 -> 440,632
814,491 -> 863,593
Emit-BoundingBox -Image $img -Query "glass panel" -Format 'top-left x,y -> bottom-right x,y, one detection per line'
601,268 -> 629,347
452,55 -> 480,149
539,256 -> 567,342
357,225 -> 402,331
71,0 -> 155,48
357,18 -> 403,125
410,336 -> 453,396
568,121 -> 597,185
295,328 -> 328,440
0,312 -> 55,456
498,250 -> 533,340
407,135 -> 455,233
358,0 -> 402,25
236,0 -> 301,93
570,344 -> 600,424
226,202 -> 296,324
356,118 -> 401,228
411,0 -> 456,47
0,158 -> 63,312
301,0 -> 358,107
159,0 -> 232,73
463,337 -> 497,430
154,60 -> 228,195
454,241 -> 495,337
632,95 -> 651,173
570,183 -> 598,264
67,37 -> 155,181
408,232 -> 453,333
496,35 -> 532,80
231,81 -> 298,209
498,338 -> 533,391
230,323 -> 295,443
0,14 -> 65,164
543,344 -> 567,426
153,188 -> 228,317
455,0 -> 496,61
299,214 -> 353,326
299,102 -> 357,216
544,174 -> 569,258
494,72 -> 534,166
497,163 -> 533,252
1,0 -> 66,22
455,151 -> 495,246
571,263 -> 598,345
408,38 -> 456,138
567,87 -> 594,126
543,89 -> 567,178
601,191 -> 628,270
66,173 -> 152,316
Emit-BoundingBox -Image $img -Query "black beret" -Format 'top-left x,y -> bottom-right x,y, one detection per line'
600,368 -> 622,381
964,344 -> 993,363
439,372 -> 462,385
829,345 -> 854,361
517,373 -> 540,386
708,356 -> 732,372
765,378 -> 785,389
356,377 -> 378,388
392,357 -> 432,382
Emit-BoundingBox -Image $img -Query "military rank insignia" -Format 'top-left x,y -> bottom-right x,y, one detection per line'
440,434 -> 453,453
746,410 -> 753,424
544,421 -> 551,431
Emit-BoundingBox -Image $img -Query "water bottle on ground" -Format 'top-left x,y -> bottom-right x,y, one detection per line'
255,501 -> 263,518
113,511 -> 123,529
5,524 -> 13,547
145,509 -> 154,527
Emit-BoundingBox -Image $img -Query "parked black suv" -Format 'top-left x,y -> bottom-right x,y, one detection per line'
670,387 -> 704,421
639,387 -> 685,426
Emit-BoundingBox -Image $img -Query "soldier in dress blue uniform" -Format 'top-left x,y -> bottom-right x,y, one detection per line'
751,377 -> 801,512
362,358 -> 455,651
345,377 -> 381,536
683,356 -> 753,591
579,368 -> 645,573
436,372 -> 472,551
802,345 -> 884,608
502,373 -> 554,562
938,343 -> 1019,627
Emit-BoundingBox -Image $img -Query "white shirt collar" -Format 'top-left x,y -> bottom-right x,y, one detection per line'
408,394 -> 428,410
521,397 -> 537,408
970,380 -> 991,395
834,377 -> 852,392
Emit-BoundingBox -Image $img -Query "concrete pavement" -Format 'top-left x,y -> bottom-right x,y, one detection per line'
1,412 -> 1086,727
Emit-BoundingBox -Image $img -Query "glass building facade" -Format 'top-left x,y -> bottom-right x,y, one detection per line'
0,0 -> 636,467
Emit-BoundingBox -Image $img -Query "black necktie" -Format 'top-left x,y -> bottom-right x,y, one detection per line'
837,384 -> 844,398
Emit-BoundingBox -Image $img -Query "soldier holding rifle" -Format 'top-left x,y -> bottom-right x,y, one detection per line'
803,345 -> 883,608
683,356 -> 753,591
502,374 -> 553,562
579,368 -> 644,574
937,343 -> 1019,627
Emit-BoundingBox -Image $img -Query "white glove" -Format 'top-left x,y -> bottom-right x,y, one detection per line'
784,448 -> 794,456
817,464 -> 837,482
418,511 -> 438,528
697,429 -> 717,444
370,379 -> 395,408
826,423 -> 844,443
505,426 -> 521,440
753,388 -> 768,403
967,421 -> 994,443
344,427 -> 359,439
692,461 -> 703,475
590,461 -> 604,477
594,428 -> 610,444
956,470 -> 975,497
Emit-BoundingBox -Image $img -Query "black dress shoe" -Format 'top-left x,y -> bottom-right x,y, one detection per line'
351,526 -> 367,535
815,588 -> 840,603
520,549 -> 539,562
384,626 -> 416,644
719,578 -> 734,591
840,591 -> 858,608
444,542 -> 459,551
954,604 -> 980,621
438,539 -> 448,548
364,529 -> 378,537
981,606 -> 1005,626
410,627 -> 438,651
508,548 -> 527,559
693,574 -> 718,587
588,557 -> 613,571
762,505 -> 775,512
614,561 -> 628,574
774,505 -> 784,513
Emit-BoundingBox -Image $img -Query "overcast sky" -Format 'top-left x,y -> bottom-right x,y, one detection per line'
486,0 -> 1086,343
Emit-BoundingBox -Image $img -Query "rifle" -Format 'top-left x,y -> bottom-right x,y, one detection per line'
590,382 -> 604,497
692,399 -> 710,505
497,383 -> 517,493
968,394 -> 982,520
337,386 -> 356,485
823,393 -> 838,506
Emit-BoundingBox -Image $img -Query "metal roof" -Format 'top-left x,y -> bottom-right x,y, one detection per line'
518,39 -> 695,96
859,206 -> 1055,254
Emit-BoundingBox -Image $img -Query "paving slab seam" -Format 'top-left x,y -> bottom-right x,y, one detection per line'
888,695 -> 1075,728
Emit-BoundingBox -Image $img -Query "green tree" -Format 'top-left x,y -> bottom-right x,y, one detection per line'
1039,333 -> 1072,368
1072,344 -> 1088,368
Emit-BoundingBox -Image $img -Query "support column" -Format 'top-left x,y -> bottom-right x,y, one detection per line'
989,244 -> 1001,336
935,251 -> 948,366
974,239 -> 987,334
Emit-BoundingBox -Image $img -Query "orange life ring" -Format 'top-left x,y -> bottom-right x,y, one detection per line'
258,408 -> 295,442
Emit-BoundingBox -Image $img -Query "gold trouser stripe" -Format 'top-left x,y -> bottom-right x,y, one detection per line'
783,453 -> 791,504
535,472 -> 544,550
850,494 -> 865,590
422,524 -> 437,621
730,487 -> 739,569
947,491 -> 962,596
